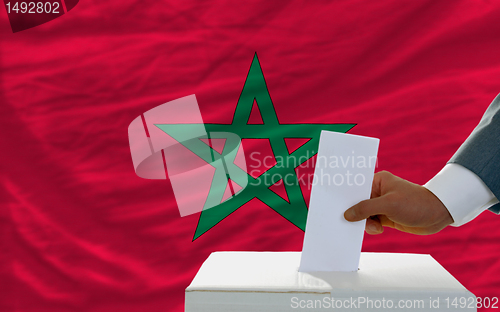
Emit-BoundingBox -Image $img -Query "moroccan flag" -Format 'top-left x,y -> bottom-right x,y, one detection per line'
2,1 -> 500,312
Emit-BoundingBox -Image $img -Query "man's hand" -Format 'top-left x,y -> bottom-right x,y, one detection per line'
344,171 -> 454,235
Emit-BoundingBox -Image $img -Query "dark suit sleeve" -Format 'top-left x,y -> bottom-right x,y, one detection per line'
449,93 -> 500,214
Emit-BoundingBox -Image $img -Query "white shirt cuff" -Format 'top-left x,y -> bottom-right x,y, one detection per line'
423,163 -> 499,227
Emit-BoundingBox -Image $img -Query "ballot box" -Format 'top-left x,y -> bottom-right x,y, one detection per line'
185,251 -> 476,312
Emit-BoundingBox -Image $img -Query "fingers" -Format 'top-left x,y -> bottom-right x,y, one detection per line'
377,215 -> 396,229
344,196 -> 390,222
370,170 -> 393,199
365,217 -> 383,235
370,172 -> 382,199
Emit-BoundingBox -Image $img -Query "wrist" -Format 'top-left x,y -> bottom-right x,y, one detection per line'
422,186 -> 453,233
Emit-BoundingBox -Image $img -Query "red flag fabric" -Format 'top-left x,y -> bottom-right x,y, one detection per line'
2,1 -> 500,311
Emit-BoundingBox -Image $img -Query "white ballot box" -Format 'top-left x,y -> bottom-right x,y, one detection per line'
185,252 -> 476,312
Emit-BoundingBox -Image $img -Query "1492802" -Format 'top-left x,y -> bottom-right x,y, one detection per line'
444,296 -> 498,309
5,2 -> 60,14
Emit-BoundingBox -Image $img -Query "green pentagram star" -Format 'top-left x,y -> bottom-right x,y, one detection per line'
156,53 -> 355,240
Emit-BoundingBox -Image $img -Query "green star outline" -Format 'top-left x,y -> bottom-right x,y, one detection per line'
157,53 -> 355,241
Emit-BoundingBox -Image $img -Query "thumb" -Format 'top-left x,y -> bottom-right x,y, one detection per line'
344,196 -> 391,222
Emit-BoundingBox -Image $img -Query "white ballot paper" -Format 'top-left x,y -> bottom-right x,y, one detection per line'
299,131 -> 379,272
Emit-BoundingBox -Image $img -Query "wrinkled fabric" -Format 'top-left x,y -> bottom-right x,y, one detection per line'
1,1 -> 500,311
